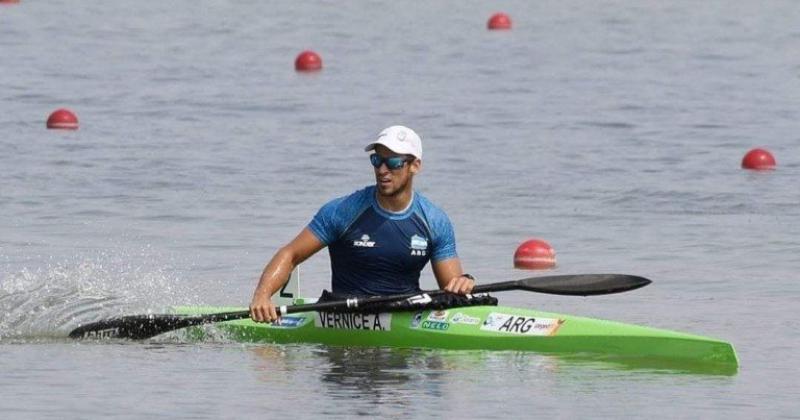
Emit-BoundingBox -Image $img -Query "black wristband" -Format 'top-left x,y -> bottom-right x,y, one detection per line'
462,273 -> 475,280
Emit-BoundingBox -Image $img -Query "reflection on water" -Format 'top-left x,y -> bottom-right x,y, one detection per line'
317,347 -> 448,401
249,344 -> 737,392
245,343 -> 736,405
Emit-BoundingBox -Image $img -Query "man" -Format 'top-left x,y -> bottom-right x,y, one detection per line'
250,125 -> 475,323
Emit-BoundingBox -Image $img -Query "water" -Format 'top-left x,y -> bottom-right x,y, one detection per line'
2,0 -> 799,418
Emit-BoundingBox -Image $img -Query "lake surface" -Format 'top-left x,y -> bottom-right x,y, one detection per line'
2,1 -> 799,418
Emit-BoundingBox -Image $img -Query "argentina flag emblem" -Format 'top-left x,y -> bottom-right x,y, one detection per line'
410,234 -> 428,256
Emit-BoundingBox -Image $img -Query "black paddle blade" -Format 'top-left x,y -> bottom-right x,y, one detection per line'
69,315 -> 205,340
515,274 -> 652,296
69,311 -> 252,340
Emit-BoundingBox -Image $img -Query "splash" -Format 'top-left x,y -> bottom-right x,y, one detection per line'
0,257 -> 201,342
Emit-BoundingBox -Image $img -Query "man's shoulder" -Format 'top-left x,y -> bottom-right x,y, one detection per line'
412,192 -> 455,249
310,186 -> 375,242
317,186 -> 374,216
413,191 -> 451,222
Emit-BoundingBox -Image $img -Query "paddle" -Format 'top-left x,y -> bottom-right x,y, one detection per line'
68,273 -> 650,340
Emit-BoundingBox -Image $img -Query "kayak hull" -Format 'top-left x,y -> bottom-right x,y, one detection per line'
174,304 -> 738,372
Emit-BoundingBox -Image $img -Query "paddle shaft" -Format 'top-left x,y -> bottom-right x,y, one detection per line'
191,274 -> 647,321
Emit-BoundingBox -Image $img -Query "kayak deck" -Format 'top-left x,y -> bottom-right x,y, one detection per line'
173,304 -> 738,373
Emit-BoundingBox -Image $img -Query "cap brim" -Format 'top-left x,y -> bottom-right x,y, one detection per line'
364,140 -> 419,158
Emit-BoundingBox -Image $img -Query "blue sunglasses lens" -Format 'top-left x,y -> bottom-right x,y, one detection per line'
370,154 -> 408,169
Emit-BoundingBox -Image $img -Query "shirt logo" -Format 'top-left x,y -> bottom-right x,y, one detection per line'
353,234 -> 376,248
410,234 -> 427,256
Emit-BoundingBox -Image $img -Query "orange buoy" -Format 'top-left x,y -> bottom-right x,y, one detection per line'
487,13 -> 512,30
514,239 -> 556,270
741,148 -> 776,170
46,108 -> 79,130
295,50 -> 322,72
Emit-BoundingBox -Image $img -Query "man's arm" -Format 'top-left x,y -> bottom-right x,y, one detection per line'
250,228 -> 325,322
432,257 -> 475,295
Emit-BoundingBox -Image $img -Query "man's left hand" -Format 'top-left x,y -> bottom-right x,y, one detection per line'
444,274 -> 475,295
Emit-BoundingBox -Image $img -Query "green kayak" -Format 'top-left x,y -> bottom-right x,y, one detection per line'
174,302 -> 738,372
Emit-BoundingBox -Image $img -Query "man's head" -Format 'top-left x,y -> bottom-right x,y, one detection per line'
364,126 -> 422,198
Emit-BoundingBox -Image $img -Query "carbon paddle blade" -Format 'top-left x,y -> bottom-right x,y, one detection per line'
69,310 -> 252,340
513,274 -> 652,296
69,314 -> 217,340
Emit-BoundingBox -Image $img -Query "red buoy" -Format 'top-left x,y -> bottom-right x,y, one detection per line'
46,108 -> 79,130
514,239 -> 556,270
0,0 -> 22,4
487,13 -> 512,30
295,50 -> 322,72
741,148 -> 776,170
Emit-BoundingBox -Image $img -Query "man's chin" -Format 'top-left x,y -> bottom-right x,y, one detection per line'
376,183 -> 397,196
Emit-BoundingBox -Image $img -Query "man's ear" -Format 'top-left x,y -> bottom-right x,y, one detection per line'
410,159 -> 421,175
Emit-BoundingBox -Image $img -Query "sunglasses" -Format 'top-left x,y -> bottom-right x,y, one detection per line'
370,154 -> 414,170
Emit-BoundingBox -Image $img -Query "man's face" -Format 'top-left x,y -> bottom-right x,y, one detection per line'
371,144 -> 420,197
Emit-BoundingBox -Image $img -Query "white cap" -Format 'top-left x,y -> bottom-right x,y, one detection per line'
364,125 -> 422,159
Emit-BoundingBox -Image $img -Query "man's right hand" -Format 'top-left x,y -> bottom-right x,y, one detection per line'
250,229 -> 325,323
250,294 -> 279,323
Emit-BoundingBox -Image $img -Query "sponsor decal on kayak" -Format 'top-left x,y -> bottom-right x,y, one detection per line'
315,312 -> 391,331
426,310 -> 449,322
410,311 -> 424,328
481,313 -> 563,336
271,316 -> 305,328
421,320 -> 449,331
449,312 -> 481,325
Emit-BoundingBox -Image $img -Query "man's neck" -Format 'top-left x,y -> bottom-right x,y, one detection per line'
375,189 -> 414,213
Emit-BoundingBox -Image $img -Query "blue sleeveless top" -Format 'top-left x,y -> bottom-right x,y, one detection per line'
307,186 -> 457,296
